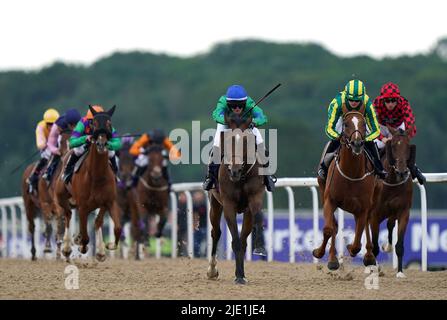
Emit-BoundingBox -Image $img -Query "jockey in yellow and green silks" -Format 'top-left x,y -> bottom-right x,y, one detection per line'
317,79 -> 387,180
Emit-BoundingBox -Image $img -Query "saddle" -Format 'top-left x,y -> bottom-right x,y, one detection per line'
74,151 -> 89,174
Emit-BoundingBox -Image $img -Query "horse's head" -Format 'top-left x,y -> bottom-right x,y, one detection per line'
341,111 -> 367,156
59,129 -> 72,156
385,126 -> 414,178
225,111 -> 253,131
146,145 -> 165,183
89,105 -> 116,154
222,127 -> 257,182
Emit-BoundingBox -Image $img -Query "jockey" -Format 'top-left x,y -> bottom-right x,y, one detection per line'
373,82 -> 426,184
62,105 -> 122,184
128,128 -> 181,190
317,79 -> 387,180
42,108 -> 81,183
26,108 -> 60,193
202,84 -> 276,192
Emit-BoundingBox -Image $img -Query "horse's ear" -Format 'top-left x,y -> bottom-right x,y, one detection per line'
386,124 -> 397,136
89,105 -> 97,117
107,105 -> 116,117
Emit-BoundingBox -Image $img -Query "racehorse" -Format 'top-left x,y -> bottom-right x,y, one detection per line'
207,113 -> 266,284
368,126 -> 414,277
133,144 -> 169,259
21,131 -> 71,260
36,129 -> 72,259
55,105 -> 122,261
313,106 -> 376,270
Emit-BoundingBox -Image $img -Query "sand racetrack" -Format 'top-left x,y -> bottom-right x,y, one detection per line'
0,258 -> 446,300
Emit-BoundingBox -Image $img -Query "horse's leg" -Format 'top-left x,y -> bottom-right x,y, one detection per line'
155,210 -> 168,239
252,210 -> 267,256
396,211 -> 410,278
207,194 -> 223,280
382,218 -> 395,253
347,212 -> 366,257
78,207 -> 90,254
43,217 -> 53,254
94,208 -> 106,262
128,190 -> 141,260
223,202 -> 245,284
55,209 -> 65,260
239,210 -> 255,282
26,202 -> 37,261
363,217 -> 377,266
106,201 -> 122,250
312,197 -> 336,260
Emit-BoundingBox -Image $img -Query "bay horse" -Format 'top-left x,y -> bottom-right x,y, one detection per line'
55,105 -> 122,261
133,144 -> 169,259
207,113 -> 266,284
21,131 -> 72,260
368,126 -> 414,277
313,106 -> 376,270
36,129 -> 72,259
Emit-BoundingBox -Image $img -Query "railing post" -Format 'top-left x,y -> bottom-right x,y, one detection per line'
1,206 -> 8,257
226,224 -> 232,260
184,191 -> 194,259
19,203 -> 27,258
310,187 -> 319,264
170,192 -> 178,258
267,192 -> 274,262
418,183 -> 428,272
285,187 -> 295,263
10,205 -> 17,258
337,208 -> 344,260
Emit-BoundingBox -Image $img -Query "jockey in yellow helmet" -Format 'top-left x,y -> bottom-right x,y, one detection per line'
26,108 -> 60,193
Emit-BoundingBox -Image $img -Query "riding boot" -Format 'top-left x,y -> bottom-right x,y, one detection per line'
63,153 -> 81,184
409,163 -> 426,185
131,165 -> 147,188
162,166 -> 172,192
109,155 -> 119,175
317,140 -> 340,181
365,141 -> 387,179
256,143 -> 276,192
43,155 -> 60,182
27,158 -> 48,193
203,146 -> 221,191
203,163 -> 220,191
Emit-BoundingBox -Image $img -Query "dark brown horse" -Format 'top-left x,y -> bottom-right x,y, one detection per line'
132,144 -> 169,259
55,106 -> 122,261
207,113 -> 266,284
21,132 -> 72,260
368,126 -> 414,277
313,109 -> 376,270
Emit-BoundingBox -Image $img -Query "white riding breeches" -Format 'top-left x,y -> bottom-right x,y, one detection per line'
212,123 -> 264,147
40,147 -> 52,160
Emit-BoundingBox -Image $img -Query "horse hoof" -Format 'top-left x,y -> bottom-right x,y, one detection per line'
44,247 -> 52,253
234,277 -> 247,285
363,255 -> 377,267
31,256 -> 37,261
396,272 -> 406,279
74,234 -> 81,245
62,249 -> 72,258
96,253 -> 106,262
106,243 -> 117,250
207,267 -> 219,280
382,243 -> 393,253
347,244 -> 360,257
312,249 -> 324,259
327,260 -> 340,270
253,247 -> 267,257
79,246 -> 88,254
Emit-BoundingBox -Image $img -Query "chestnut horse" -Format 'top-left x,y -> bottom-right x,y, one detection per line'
55,106 -> 122,261
21,130 -> 70,260
207,113 -> 266,284
369,127 -> 414,277
313,108 -> 376,270
133,144 -> 169,259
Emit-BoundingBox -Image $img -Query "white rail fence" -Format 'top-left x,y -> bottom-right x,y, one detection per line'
1,173 -> 446,271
